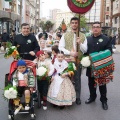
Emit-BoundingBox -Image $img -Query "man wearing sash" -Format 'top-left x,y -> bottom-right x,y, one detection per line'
83,22 -> 112,110
59,17 -> 87,105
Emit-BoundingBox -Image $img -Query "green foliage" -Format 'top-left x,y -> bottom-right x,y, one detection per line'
75,14 -> 89,32
40,20 -> 54,32
4,84 -> 17,91
45,20 -> 54,32
6,42 -> 12,48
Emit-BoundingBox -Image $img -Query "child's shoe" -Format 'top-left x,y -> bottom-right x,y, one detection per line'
41,101 -> 43,104
43,105 -> 47,110
43,101 -> 47,110
25,104 -> 30,110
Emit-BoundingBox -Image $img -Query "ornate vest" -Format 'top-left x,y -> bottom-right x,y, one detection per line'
64,31 -> 85,60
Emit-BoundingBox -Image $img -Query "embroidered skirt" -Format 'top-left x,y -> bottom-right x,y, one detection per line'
47,77 -> 76,106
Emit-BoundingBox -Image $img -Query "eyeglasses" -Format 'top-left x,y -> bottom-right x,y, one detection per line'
92,26 -> 101,29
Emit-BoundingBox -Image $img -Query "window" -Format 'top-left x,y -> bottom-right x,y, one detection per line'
115,17 -> 118,24
18,5 -> 20,14
106,7 -> 109,11
106,23 -> 108,26
106,15 -> 109,20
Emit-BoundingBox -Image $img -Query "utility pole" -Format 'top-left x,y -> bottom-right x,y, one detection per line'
20,0 -> 23,26
9,0 -> 15,34
103,0 -> 106,27
110,0 -> 113,28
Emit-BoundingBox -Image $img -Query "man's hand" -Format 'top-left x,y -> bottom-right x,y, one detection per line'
76,37 -> 81,45
29,51 -> 35,56
70,51 -> 78,57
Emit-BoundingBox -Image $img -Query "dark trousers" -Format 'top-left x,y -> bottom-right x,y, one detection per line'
88,77 -> 107,102
74,64 -> 82,99
37,80 -> 49,97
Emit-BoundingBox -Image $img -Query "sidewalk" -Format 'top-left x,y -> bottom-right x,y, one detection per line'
115,45 -> 120,52
0,50 -> 5,54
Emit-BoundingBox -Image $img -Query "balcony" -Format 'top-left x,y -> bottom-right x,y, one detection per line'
0,10 -> 20,21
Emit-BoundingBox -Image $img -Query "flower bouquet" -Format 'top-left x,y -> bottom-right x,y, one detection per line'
4,84 -> 18,100
81,56 -> 91,67
62,62 -> 76,77
4,42 -> 20,59
46,40 -> 54,47
37,65 -> 51,80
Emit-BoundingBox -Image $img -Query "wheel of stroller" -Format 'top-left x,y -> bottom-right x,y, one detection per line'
37,91 -> 41,108
30,114 -> 36,120
8,115 -> 14,120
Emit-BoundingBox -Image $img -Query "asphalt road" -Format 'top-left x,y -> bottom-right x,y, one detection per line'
0,52 -> 120,120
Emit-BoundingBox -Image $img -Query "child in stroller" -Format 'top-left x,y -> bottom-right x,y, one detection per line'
7,59 -> 36,119
12,60 -> 35,114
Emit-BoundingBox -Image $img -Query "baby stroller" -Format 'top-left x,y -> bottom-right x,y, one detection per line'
5,60 -> 41,120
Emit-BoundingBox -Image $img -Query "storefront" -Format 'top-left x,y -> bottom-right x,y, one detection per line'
0,10 -> 20,34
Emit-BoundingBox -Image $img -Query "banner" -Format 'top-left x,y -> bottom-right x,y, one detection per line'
67,0 -> 95,14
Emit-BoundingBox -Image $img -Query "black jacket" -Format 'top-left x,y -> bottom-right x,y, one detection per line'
1,33 -> 9,42
13,33 -> 40,60
86,34 -> 112,76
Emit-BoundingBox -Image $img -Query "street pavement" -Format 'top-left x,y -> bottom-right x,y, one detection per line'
0,49 -> 120,120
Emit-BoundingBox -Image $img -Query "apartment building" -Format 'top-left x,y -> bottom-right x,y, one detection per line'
112,0 -> 120,35
85,0 -> 101,23
0,0 -> 40,34
0,0 -> 21,34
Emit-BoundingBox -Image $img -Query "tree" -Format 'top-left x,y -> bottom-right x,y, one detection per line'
40,21 -> 46,31
40,20 -> 54,32
75,14 -> 88,32
45,20 -> 54,32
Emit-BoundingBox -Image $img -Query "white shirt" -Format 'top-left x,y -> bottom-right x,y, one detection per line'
59,33 -> 88,55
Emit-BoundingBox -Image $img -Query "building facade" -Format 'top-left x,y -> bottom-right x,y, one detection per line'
112,0 -> 120,35
0,0 -> 21,34
0,0 -> 40,34
56,11 -> 74,30
85,0 -> 101,23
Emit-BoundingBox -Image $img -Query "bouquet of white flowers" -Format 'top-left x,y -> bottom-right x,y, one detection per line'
4,84 -> 18,100
36,65 -> 49,80
81,56 -> 91,67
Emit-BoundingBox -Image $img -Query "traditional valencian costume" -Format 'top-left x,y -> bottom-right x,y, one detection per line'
47,58 -> 76,106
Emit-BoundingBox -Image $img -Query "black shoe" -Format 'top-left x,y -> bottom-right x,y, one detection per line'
76,98 -> 81,105
85,98 -> 95,104
59,106 -> 65,110
53,104 -> 57,108
102,102 -> 108,110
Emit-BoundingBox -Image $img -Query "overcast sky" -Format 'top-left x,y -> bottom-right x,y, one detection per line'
41,0 -> 70,18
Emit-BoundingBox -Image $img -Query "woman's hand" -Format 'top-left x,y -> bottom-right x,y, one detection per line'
61,73 -> 68,78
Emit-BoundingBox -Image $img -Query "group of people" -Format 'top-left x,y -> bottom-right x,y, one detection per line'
10,16 -> 112,113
